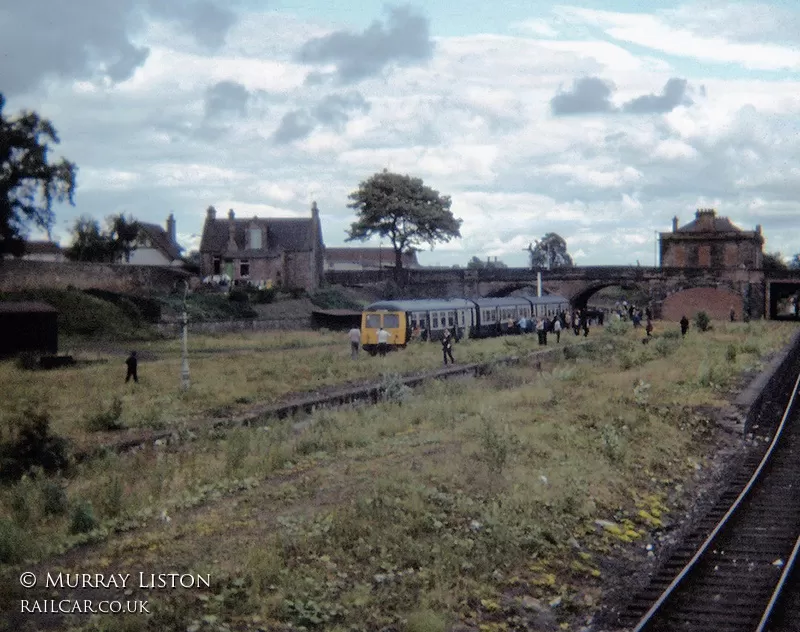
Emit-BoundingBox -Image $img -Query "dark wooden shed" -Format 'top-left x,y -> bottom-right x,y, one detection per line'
0,302 -> 59,357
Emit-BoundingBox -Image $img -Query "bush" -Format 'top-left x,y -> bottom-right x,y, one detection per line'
252,287 -> 277,304
85,398 -> 125,431
726,344 -> 737,363
287,287 -> 306,299
41,479 -> 69,516
0,518 -> 34,563
70,500 -> 99,534
380,373 -> 412,404
662,328 -> 682,340
309,287 -> 362,310
605,319 -> 629,336
84,289 -> 162,323
0,411 -> 70,482
654,337 -> 677,358
694,311 -> 711,332
16,351 -> 40,371
228,288 -> 250,303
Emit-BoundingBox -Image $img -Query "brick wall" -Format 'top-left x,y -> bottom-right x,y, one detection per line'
661,286 -> 744,322
0,260 -> 191,294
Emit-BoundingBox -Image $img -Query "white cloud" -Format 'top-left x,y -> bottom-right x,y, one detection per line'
555,5 -> 800,70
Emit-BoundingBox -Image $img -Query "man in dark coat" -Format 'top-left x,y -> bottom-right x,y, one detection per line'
125,351 -> 138,383
680,315 -> 689,337
442,329 -> 455,365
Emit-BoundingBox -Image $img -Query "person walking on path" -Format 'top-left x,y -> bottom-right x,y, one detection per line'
645,319 -> 653,337
680,315 -> 689,337
377,327 -> 390,357
348,326 -> 361,360
125,351 -> 138,383
553,316 -> 562,343
442,329 -> 455,365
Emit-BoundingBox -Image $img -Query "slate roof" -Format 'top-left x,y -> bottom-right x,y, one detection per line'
139,223 -> 182,260
325,247 -> 419,268
200,217 -> 320,254
23,241 -> 63,256
676,211 -> 743,233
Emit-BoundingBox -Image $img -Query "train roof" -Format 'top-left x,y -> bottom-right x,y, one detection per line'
364,294 -> 568,312
365,298 -> 476,312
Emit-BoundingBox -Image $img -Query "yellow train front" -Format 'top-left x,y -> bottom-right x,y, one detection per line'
360,306 -> 408,354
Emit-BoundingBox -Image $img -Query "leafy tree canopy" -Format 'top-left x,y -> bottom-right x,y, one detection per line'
526,233 -> 574,269
66,213 -> 141,263
1,93 -> 77,257
346,169 -> 462,270
467,255 -> 508,269
788,253 -> 800,270
763,251 -> 788,270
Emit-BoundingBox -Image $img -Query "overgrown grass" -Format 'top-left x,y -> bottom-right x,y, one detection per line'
0,321 -> 795,632
0,330 -> 585,441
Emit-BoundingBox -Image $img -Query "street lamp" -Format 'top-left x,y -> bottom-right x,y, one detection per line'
180,280 -> 190,391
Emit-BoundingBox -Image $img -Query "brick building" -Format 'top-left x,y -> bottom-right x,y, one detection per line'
199,202 -> 324,291
660,208 -> 764,269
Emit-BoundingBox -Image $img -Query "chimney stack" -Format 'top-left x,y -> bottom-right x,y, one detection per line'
672,216 -> 678,232
756,224 -> 762,235
206,206 -> 216,221
166,213 -> 176,244
227,209 -> 236,250
311,201 -> 319,219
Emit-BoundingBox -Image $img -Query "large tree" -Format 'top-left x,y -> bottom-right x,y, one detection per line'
0,93 -> 77,257
790,253 -> 800,270
108,213 -> 141,263
763,251 -> 788,270
526,233 -> 574,269
346,169 -> 462,272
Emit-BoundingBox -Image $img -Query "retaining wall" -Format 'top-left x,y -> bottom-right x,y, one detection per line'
156,317 -> 310,335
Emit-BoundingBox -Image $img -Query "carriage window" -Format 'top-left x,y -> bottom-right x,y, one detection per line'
432,314 -> 439,328
383,313 -> 399,328
460,311 -> 465,325
366,314 -> 381,329
447,312 -> 454,327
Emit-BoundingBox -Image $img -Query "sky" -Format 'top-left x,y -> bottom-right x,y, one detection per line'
2,0 -> 799,267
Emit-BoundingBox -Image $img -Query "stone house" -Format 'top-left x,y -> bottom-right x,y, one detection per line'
660,208 -> 764,269
128,214 -> 184,266
199,202 -> 324,291
324,247 -> 420,271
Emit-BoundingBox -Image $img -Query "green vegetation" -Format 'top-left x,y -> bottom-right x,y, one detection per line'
309,286 -> 364,310
0,321 -> 794,632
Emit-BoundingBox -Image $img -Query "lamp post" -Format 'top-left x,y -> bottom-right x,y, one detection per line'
654,230 -> 659,267
180,280 -> 190,391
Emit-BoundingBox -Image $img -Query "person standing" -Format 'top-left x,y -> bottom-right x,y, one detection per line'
377,327 -> 390,357
645,320 -> 653,337
680,315 -> 689,337
730,307 -> 736,322
553,316 -> 562,343
125,351 -> 138,383
442,329 -> 455,365
348,326 -> 361,360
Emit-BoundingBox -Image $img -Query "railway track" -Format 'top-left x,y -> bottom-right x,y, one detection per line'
620,369 -> 800,632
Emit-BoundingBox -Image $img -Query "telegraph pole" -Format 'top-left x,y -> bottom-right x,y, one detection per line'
180,280 -> 190,391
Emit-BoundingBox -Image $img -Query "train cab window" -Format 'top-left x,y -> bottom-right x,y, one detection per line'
366,314 -> 381,329
384,313 -> 400,328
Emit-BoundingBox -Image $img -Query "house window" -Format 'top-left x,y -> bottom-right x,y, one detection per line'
250,228 -> 262,249
240,260 -> 250,277
213,256 -> 221,275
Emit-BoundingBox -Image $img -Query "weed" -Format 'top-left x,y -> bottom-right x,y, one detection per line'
225,428 -> 250,476
477,418 -> 515,475
85,397 -> 125,431
633,380 -> 651,406
654,337 -> 677,358
70,500 -> 99,534
406,608 -> 449,632
0,410 -> 70,481
662,328 -> 682,340
40,479 -> 69,516
726,344 -> 737,363
381,373 -> 412,404
102,475 -> 125,518
0,518 -> 34,563
605,319 -> 629,336
600,425 -> 625,463
245,541 -> 285,594
695,311 -> 711,332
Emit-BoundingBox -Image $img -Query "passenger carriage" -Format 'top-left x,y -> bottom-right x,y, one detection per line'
360,294 -> 570,353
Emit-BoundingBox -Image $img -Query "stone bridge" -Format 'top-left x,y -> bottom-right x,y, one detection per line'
325,266 -> 800,320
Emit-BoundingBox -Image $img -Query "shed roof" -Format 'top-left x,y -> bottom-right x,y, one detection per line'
0,301 -> 58,313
